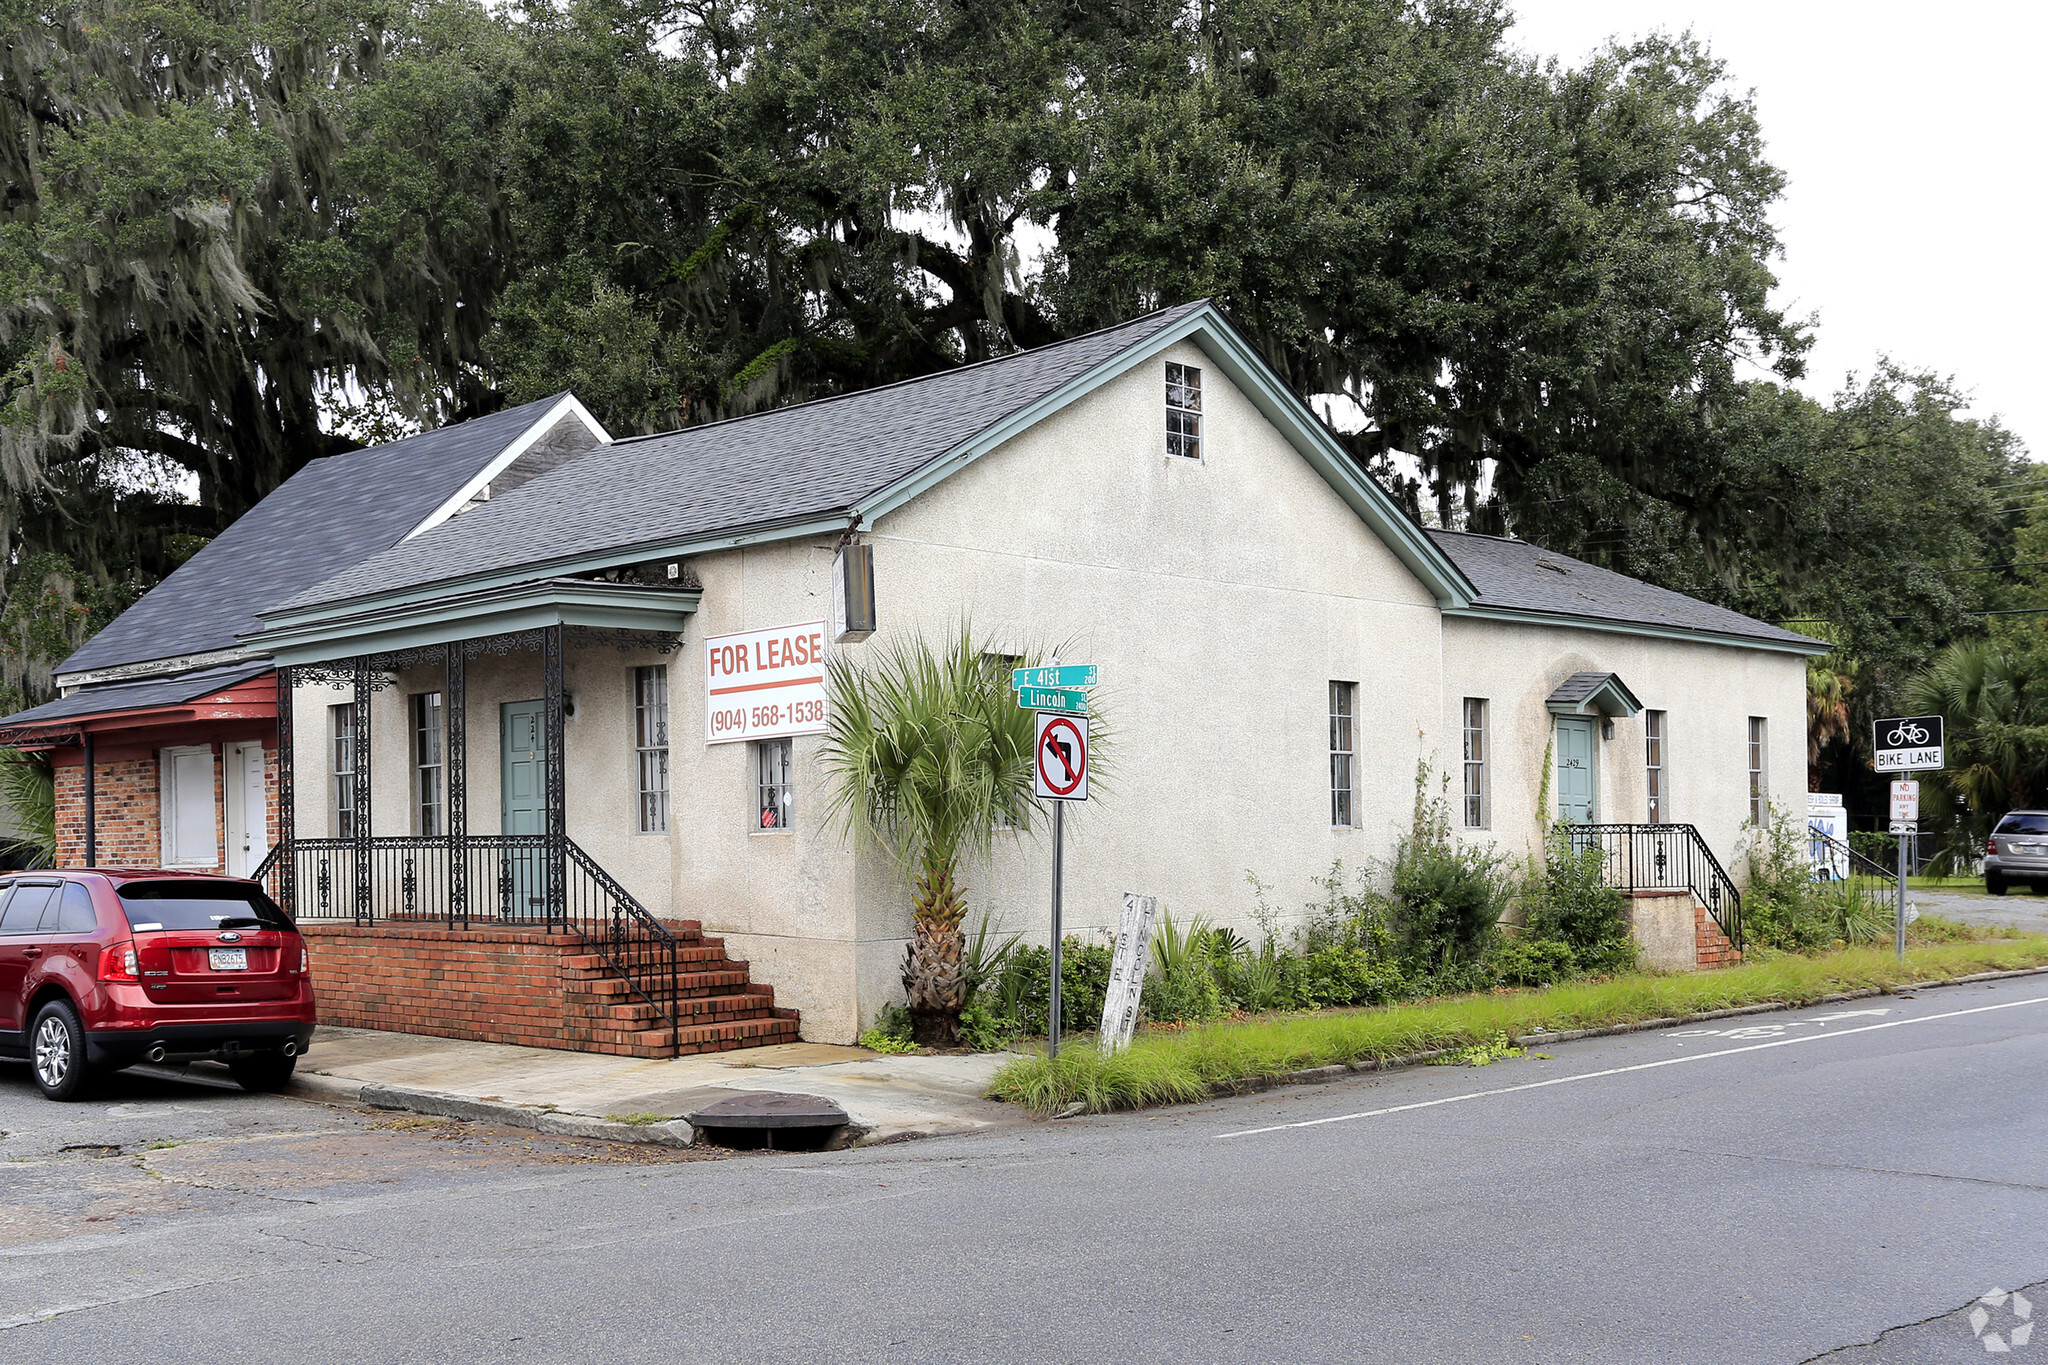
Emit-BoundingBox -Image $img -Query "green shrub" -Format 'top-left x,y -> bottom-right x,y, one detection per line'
859,1004 -> 918,1054
1743,804 -> 1883,953
1276,946 -> 1404,1009
1491,937 -> 1578,987
1005,938 -> 1113,1036
1524,825 -> 1631,954
1387,768 -> 1514,970
956,998 -> 1021,1051
1142,958 -> 1225,1023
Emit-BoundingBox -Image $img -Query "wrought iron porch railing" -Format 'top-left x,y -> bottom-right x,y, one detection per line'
1563,823 -> 1744,952
1807,828 -> 1900,905
248,836 -> 681,1053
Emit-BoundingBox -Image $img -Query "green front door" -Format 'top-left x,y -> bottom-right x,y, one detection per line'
1555,717 -> 1598,825
501,699 -> 549,917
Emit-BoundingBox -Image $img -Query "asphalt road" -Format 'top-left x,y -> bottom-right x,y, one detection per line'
4,977 -> 2046,1364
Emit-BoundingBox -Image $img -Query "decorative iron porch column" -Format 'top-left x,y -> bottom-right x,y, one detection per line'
275,666 -> 295,915
446,643 -> 467,928
353,656 -> 373,925
543,623 -> 566,927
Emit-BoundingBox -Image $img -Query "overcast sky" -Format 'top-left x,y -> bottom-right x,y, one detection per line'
1510,1 -> 2044,456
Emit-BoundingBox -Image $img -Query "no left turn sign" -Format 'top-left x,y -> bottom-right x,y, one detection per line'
1034,712 -> 1089,801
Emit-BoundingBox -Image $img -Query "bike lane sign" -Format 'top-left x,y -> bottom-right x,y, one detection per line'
1873,715 -> 1944,772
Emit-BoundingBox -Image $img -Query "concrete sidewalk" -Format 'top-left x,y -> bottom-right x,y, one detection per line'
290,1026 -> 1028,1148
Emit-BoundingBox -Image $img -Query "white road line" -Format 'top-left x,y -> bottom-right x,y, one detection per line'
1216,993 -> 2048,1139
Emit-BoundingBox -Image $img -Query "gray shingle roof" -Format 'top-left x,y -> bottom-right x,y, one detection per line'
57,394 -> 573,676
0,660 -> 272,735
279,303 -> 1211,612
1428,530 -> 1826,649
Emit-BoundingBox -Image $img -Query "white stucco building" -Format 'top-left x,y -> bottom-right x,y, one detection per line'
31,301 -> 1825,1052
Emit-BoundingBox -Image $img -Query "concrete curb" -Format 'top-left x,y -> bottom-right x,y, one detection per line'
1062,963 -> 2048,1112
291,1076 -> 699,1148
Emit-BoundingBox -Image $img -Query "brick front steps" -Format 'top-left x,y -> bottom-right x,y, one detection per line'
301,919 -> 799,1058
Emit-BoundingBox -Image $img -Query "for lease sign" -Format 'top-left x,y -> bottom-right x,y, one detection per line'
704,620 -> 828,745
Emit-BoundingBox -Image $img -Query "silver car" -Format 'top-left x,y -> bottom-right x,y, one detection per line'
1984,811 -> 2048,895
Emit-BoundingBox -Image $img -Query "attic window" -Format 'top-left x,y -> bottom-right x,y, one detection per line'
1166,363 -> 1202,459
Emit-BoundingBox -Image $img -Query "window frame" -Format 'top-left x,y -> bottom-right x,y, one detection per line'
1166,361 -> 1203,460
330,703 -> 357,839
1329,681 -> 1356,828
755,737 -> 794,832
1461,698 -> 1489,829
634,665 -> 670,834
412,691 -> 445,837
1747,716 -> 1768,824
1645,709 -> 1667,824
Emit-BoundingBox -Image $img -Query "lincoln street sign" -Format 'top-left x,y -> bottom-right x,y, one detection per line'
1872,715 -> 1945,773
1016,686 -> 1088,714
1012,664 -> 1098,690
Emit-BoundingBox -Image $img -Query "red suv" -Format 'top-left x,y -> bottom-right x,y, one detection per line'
0,869 -> 315,1101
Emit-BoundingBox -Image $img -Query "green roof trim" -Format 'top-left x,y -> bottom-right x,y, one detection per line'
250,578 -> 699,666
1447,605 -> 1835,657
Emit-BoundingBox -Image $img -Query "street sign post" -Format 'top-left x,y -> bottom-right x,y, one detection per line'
1874,717 -> 1942,960
1872,715 -> 1945,773
1020,662 -> 1097,1058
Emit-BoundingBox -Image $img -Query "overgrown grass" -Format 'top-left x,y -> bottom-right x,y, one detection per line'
1908,875 -> 1988,891
986,935 -> 2048,1115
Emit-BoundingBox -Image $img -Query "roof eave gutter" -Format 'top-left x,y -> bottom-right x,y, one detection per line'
257,513 -> 845,634
1445,604 -> 1835,656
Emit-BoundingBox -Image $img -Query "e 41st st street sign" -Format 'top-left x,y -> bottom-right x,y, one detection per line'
1872,715 -> 1944,773
1016,686 -> 1088,714
1012,664 -> 1098,690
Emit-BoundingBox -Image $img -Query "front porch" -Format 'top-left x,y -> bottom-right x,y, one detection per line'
252,596 -> 801,1058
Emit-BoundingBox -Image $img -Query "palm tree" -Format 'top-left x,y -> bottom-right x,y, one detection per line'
1905,640 -> 2048,817
820,628 -> 1043,1046
1802,627 -> 1856,784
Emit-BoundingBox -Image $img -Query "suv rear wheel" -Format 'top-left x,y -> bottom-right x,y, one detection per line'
30,1000 -> 92,1101
1987,875 -> 2009,896
227,1052 -> 297,1092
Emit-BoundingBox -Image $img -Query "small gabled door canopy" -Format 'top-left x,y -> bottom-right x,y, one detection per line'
1545,671 -> 1642,718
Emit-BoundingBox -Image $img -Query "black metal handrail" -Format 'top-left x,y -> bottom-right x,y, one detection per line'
1563,822 -> 1744,951
254,835 -> 680,1054
1807,828 -> 1899,904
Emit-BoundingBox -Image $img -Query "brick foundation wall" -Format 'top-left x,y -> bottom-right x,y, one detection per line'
303,922 -> 574,1048
56,758 -> 164,868
1695,904 -> 1743,969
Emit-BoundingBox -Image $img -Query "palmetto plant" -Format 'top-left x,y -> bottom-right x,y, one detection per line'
820,629 -> 1042,1046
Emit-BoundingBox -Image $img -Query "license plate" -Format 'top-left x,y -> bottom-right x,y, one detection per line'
2017,843 -> 2042,855
208,948 -> 248,972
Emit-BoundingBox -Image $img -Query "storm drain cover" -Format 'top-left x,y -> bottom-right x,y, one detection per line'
686,1092 -> 847,1130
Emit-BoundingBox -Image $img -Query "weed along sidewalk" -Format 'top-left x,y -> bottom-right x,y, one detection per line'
290,1027 -> 1027,1147
987,938 -> 2048,1115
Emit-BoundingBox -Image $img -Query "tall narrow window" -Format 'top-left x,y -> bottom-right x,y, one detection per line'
635,665 -> 670,834
1747,716 -> 1768,824
756,738 -> 794,831
1166,362 -> 1202,459
330,704 -> 356,838
1462,698 -> 1489,828
1329,682 -> 1356,827
412,692 -> 444,836
1645,710 -> 1667,824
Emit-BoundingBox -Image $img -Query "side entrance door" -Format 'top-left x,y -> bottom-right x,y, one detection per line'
1555,717 -> 1598,824
500,700 -> 549,918
225,743 -> 269,878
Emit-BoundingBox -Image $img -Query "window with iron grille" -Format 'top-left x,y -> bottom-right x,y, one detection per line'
1462,698 -> 1489,828
413,692 -> 444,836
1330,681 -> 1356,826
1747,716 -> 1768,824
1645,710 -> 1667,824
756,738 -> 794,831
330,704 -> 356,838
635,665 -> 670,834
1166,362 -> 1202,459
